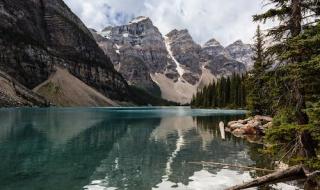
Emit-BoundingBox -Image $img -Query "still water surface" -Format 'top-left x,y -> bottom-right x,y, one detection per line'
0,107 -> 301,190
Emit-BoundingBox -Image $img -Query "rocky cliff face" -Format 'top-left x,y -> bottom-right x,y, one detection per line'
226,40 -> 254,69
91,16 -> 175,95
0,0 -> 129,104
201,39 -> 246,76
102,17 -> 170,73
90,28 -> 120,69
92,17 -> 253,104
201,39 -> 230,58
165,29 -> 202,85
91,17 -> 252,103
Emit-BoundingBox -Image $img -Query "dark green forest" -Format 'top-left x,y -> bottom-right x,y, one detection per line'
251,0 -> 320,165
190,74 -> 246,109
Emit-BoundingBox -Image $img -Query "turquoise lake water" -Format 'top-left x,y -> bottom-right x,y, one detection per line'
0,107 -> 301,190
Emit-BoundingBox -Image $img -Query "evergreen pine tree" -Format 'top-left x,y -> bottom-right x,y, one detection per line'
247,25 -> 270,115
220,77 -> 227,107
240,75 -> 247,108
254,0 -> 320,158
211,82 -> 217,107
230,73 -> 237,107
191,74 -> 247,109
226,77 -> 231,106
254,0 -> 319,124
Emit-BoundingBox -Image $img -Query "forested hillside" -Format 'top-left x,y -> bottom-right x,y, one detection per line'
191,74 -> 246,109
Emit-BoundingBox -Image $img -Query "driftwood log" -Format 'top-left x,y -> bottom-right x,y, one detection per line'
189,161 -> 275,172
226,165 -> 320,190
219,121 -> 226,140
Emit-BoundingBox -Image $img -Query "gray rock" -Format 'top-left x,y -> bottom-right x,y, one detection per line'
201,39 -> 246,76
165,29 -> 202,84
92,16 -> 174,94
254,115 -> 273,122
0,0 -> 130,102
201,38 -> 231,59
228,120 -> 239,126
91,17 -> 254,102
227,116 -> 273,136
229,123 -> 245,131
90,29 -> 120,68
119,56 -> 160,94
226,40 -> 254,70
232,128 -> 246,136
245,120 -> 262,129
102,16 -> 171,74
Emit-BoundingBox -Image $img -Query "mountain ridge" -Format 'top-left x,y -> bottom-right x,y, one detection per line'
0,1 -> 253,106
91,16 -> 253,103
0,0 -> 172,107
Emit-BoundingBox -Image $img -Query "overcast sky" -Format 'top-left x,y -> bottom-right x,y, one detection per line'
64,0 -> 270,46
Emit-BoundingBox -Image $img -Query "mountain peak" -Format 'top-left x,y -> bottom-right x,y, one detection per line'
166,29 -> 190,37
203,38 -> 222,47
231,40 -> 244,46
129,16 -> 151,24
226,40 -> 254,69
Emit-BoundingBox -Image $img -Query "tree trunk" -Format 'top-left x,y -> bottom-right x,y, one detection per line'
226,165 -> 317,190
294,84 -> 308,125
292,77 -> 316,158
299,130 -> 317,158
291,0 -> 302,37
293,82 -> 316,158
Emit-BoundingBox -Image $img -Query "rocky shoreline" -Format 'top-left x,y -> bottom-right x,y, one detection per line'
225,115 -> 273,143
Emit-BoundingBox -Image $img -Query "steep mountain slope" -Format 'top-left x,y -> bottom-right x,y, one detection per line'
34,67 -> 119,107
0,0 -> 130,105
0,70 -> 48,107
92,17 -> 252,104
201,38 -> 246,76
165,29 -> 202,85
91,17 -> 176,96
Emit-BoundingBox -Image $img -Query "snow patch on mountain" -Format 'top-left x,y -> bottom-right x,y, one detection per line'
165,37 -> 184,80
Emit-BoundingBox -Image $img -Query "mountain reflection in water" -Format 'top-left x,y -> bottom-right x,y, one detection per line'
0,107 -> 301,190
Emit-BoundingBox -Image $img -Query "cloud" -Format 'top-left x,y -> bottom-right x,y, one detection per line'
64,0 -> 269,46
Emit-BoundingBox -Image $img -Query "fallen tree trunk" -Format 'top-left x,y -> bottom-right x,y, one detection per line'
189,161 -> 275,172
226,165 -> 315,190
